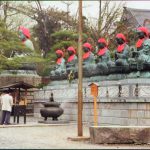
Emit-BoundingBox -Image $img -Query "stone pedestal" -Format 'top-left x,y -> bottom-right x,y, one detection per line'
90,126 -> 150,144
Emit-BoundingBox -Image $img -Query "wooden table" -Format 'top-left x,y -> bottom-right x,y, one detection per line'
11,105 -> 26,124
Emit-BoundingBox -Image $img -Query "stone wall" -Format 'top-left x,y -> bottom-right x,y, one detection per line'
33,78 -> 150,126
61,102 -> 150,126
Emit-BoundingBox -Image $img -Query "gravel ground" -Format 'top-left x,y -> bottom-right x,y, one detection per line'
0,117 -> 150,149
0,125 -> 150,149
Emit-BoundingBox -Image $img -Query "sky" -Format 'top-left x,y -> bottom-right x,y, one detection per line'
42,1 -> 150,20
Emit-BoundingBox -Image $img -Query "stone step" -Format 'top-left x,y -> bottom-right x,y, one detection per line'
90,126 -> 150,144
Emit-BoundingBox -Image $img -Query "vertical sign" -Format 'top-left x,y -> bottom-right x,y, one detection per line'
89,83 -> 99,126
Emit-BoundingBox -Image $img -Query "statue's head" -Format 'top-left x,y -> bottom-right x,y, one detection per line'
97,38 -> 107,49
67,46 -> 76,56
18,26 -> 30,41
116,33 -> 126,45
56,49 -> 63,58
83,43 -> 92,53
143,19 -> 150,37
137,27 -> 149,39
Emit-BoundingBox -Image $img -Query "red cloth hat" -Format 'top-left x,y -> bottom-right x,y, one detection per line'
137,27 -> 149,37
83,42 -> 92,51
19,26 -> 31,39
98,38 -> 107,46
67,46 -> 76,54
56,50 -> 63,56
116,33 -> 126,42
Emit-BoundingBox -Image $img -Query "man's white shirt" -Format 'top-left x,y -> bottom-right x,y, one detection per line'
0,94 -> 13,112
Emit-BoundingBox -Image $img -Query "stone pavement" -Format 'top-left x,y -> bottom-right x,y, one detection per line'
0,117 -> 149,149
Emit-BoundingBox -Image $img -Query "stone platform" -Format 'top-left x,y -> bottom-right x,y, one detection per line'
90,126 -> 150,144
38,120 -> 69,124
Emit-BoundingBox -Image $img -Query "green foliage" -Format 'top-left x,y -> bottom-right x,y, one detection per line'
72,33 -> 88,43
51,30 -> 74,41
50,30 -> 88,54
51,30 -> 88,43
51,41 -> 76,52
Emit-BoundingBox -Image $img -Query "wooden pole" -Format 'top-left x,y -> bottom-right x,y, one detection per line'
25,89 -> 27,105
78,0 -> 83,137
19,88 -> 20,103
94,96 -> 98,126
98,0 -> 102,33
14,88 -> 16,105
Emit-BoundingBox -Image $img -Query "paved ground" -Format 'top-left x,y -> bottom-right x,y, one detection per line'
0,117 -> 150,149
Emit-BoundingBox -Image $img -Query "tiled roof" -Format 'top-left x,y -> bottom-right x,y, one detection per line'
124,7 -> 150,27
0,81 -> 35,90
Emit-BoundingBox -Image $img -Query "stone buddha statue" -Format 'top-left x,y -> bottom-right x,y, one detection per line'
66,46 -> 78,74
18,26 -> 34,51
82,42 -> 96,77
134,27 -> 150,70
83,42 -> 95,65
96,38 -> 112,74
50,50 -> 66,76
114,33 -> 129,67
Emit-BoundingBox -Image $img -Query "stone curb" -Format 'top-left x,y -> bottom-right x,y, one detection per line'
0,122 -> 78,128
67,136 -> 90,141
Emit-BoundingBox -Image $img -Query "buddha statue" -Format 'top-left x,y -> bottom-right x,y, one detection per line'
114,33 -> 129,67
96,38 -> 113,74
50,50 -> 66,77
133,27 -> 150,70
18,26 -> 34,51
82,42 -> 95,65
82,42 -> 96,77
66,46 -> 78,74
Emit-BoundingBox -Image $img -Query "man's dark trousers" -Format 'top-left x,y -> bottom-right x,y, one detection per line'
1,110 -> 11,125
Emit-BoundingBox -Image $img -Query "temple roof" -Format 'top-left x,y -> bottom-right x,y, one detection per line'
0,81 -> 35,91
121,7 -> 150,28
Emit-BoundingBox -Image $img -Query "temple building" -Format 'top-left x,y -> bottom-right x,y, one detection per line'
121,7 -> 150,30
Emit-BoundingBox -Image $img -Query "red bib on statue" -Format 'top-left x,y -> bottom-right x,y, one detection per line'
117,44 -> 125,53
97,48 -> 107,56
83,52 -> 91,60
68,55 -> 75,62
56,58 -> 62,64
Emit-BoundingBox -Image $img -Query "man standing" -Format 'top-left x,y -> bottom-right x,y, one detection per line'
0,91 -> 13,125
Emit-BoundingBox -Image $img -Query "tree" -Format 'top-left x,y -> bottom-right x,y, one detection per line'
0,18 -> 46,75
61,1 -> 73,29
98,0 -> 102,33
7,1 -> 78,57
0,19 -> 34,70
0,1 -> 34,31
